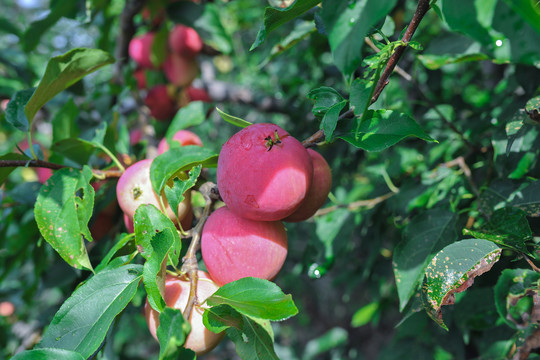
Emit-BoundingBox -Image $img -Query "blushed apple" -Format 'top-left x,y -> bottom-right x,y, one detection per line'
129,32 -> 157,69
169,25 -> 203,58
163,54 -> 199,87
144,85 -> 178,121
157,130 -> 203,154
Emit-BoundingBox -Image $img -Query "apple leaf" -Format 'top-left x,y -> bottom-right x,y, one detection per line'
51,138 -> 97,165
163,165 -> 201,224
350,78 -> 375,118
150,146 -> 218,194
5,88 -> 34,132
94,233 -> 135,273
393,208 -> 458,311
320,100 -> 347,142
36,264 -> 143,358
216,107 -> 252,128
422,239 -> 502,330
203,304 -> 278,360
167,102 -> 210,140
52,98 -> 80,144
134,204 -> 181,268
34,166 -> 95,271
307,86 -> 346,119
157,307 -> 192,360
11,349 -> 85,360
25,48 -> 114,124
250,0 -> 321,51
320,0 -> 398,75
207,277 -> 298,321
479,180 -> 540,218
338,110 -> 436,151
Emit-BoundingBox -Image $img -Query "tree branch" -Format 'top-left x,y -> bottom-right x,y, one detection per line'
0,160 -> 123,179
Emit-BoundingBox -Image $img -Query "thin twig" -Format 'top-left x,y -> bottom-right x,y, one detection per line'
302,108 -> 355,148
439,156 -> 479,196
180,182 -> 220,320
0,160 -> 124,179
315,192 -> 395,217
524,256 -> 540,273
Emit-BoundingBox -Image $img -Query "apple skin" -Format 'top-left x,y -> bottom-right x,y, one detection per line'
157,130 -> 203,154
163,54 -> 199,87
284,149 -> 332,222
144,85 -> 178,121
217,123 -> 313,221
169,25 -> 203,58
201,206 -> 288,286
116,159 -> 191,224
129,32 -> 156,69
144,271 -> 224,355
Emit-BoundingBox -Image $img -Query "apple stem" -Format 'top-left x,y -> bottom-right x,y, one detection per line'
180,182 -> 220,319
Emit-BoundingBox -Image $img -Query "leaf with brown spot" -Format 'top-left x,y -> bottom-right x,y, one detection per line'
422,239 -> 502,330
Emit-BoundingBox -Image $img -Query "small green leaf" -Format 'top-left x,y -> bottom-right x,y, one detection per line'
393,209 -> 458,311
94,233 -> 135,273
36,264 -> 143,358
303,327 -> 348,360
164,165 -> 201,222
350,78 -> 374,118
167,102 -> 210,140
207,277 -> 298,321
351,302 -> 379,328
151,26 -> 169,67
11,348 -> 85,360
417,53 -> 489,70
34,167 -> 95,271
157,307 -> 191,359
25,48 -> 114,123
250,0 -> 321,50
5,88 -> 34,132
321,101 -> 347,142
307,87 -> 345,118
261,20 -> 317,66
150,146 -> 218,195
422,239 -> 502,330
134,204 -> 181,268
216,107 -> 252,128
338,110 -> 436,151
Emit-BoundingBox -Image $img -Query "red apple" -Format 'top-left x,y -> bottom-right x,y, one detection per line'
186,86 -> 211,103
217,123 -> 313,221
144,85 -> 178,121
163,54 -> 199,87
116,159 -> 191,224
157,130 -> 203,154
134,68 -> 147,89
169,25 -> 203,58
284,149 -> 332,222
144,271 -> 224,355
129,32 -> 157,69
201,206 -> 288,286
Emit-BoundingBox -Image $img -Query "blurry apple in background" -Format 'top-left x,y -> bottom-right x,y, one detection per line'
163,54 -> 199,87
168,24 -> 203,58
133,68 -> 147,89
144,85 -> 178,121
186,86 -> 211,103
129,32 -> 157,69
157,130 -> 203,154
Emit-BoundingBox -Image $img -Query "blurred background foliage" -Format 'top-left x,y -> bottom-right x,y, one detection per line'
1,0 -> 540,359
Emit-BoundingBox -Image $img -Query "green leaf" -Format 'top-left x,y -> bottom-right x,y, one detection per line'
134,204 -> 182,268
34,167 -> 95,271
494,268 -> 540,330
250,0 -> 321,50
338,110 -> 436,151
151,26 -> 169,67
5,88 -> 34,132
303,327 -> 348,360
207,277 -> 298,321
463,207 -> 532,254
143,229 -> 176,313
164,165 -> 201,222
320,0 -> 398,75
216,107 -> 252,128
479,180 -> 540,217
11,348 -> 85,360
36,264 -> 143,358
0,153 -> 31,185
0,16 -> 22,37
422,239 -> 502,330
351,302 -> 379,328
440,0 -> 493,45
393,208 -> 458,311
307,87 -> 345,118
261,20 -> 317,66
50,138 -> 96,166
150,146 -> 218,195
417,53 -> 490,70
94,233 -> 135,273
501,0 -> 540,36
167,102 -> 210,140
320,101 -> 347,142
157,307 -> 191,359
350,78 -> 375,118
204,305 -> 278,360
25,48 -> 114,123
52,98 -> 80,144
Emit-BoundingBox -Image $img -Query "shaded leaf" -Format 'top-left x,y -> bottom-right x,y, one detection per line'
164,165 -> 201,223
167,102 -> 210,140
350,78 -> 374,118
52,99 -> 80,144
320,101 -> 347,142
11,348 -> 85,360
207,277 -> 298,321
307,86 -> 345,118
351,302 -> 379,328
5,88 -> 34,132
36,264 -> 143,358
501,0 -> 540,36
303,327 -> 348,360
393,208 -> 458,311
261,20 -> 317,66
216,107 -> 252,128
34,167 -> 95,271
203,304 -> 244,333
422,239 -> 502,330
157,307 -> 191,359
51,138 -> 96,165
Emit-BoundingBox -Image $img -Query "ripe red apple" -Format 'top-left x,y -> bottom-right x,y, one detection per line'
284,149 -> 332,222
116,159 -> 191,224
169,25 -> 203,58
129,32 -> 157,69
217,123 -> 313,221
157,130 -> 203,154
144,271 -> 224,355
163,54 -> 199,87
144,85 -> 178,121
201,206 -> 288,286
186,86 -> 211,103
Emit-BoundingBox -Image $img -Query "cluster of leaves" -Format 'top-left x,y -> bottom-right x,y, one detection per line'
1,0 -> 540,359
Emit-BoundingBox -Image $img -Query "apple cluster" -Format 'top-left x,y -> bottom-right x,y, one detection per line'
129,18 -> 210,121
201,123 -> 332,286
